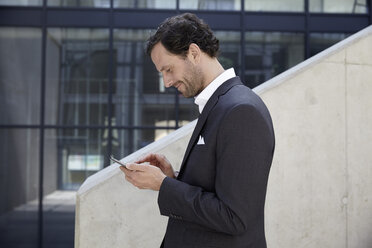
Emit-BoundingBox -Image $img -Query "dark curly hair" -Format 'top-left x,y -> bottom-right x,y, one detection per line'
146,13 -> 219,58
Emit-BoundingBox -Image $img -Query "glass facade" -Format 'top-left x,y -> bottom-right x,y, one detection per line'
48,0 -> 110,7
0,28 -> 42,125
45,28 -> 110,126
310,0 -> 368,13
180,0 -> 241,10
0,0 -> 371,247
0,0 -> 42,6
113,0 -> 176,8
245,32 -> 304,88
245,0 -> 304,12
44,128 -> 107,190
309,33 -> 350,56
0,129 -> 40,247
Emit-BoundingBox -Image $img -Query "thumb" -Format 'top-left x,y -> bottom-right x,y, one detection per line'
126,163 -> 147,171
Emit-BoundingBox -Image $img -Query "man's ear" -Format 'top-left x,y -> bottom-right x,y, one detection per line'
187,43 -> 201,64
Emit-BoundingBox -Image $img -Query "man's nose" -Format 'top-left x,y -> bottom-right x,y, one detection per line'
163,74 -> 173,88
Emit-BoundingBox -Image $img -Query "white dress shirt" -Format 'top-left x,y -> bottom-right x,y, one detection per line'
194,68 -> 236,114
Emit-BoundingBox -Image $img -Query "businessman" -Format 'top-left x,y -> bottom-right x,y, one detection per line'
120,13 -> 275,248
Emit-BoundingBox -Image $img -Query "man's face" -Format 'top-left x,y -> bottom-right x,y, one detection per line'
150,42 -> 204,98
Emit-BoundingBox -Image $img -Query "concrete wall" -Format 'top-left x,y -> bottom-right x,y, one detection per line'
256,25 -> 372,248
75,25 -> 372,248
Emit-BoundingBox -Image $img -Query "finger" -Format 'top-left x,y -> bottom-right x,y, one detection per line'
155,153 -> 167,163
119,165 -> 127,173
125,172 -> 147,189
126,163 -> 148,171
125,174 -> 137,187
155,154 -> 171,167
119,166 -> 136,180
135,153 -> 155,163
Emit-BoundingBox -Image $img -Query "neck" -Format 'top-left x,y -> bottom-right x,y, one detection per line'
201,57 -> 225,90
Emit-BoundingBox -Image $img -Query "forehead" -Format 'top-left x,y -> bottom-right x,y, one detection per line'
150,43 -> 182,72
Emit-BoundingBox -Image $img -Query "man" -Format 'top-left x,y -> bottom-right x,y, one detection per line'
120,13 -> 275,248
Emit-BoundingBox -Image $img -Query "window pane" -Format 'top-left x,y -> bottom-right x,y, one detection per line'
245,32 -> 304,88
42,190 -> 75,247
48,0 -> 110,7
0,0 -> 41,6
216,31 -> 241,75
113,0 -> 176,9
310,33 -> 350,57
180,0 -> 241,10
112,129 -> 147,156
113,29 -> 179,128
43,128 -> 78,247
0,129 -> 39,247
111,128 -> 178,158
245,0 -> 304,12
44,128 -> 106,190
45,28 -> 110,126
0,28 -> 42,125
310,0 -> 368,13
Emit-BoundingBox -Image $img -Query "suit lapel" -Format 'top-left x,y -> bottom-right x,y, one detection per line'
177,77 -> 242,178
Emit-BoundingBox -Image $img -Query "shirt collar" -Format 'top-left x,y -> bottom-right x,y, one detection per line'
194,68 -> 236,114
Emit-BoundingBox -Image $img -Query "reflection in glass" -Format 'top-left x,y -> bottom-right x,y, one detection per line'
45,28 -> 110,126
180,0 -> 240,10
113,29 -> 174,128
44,128 -> 106,190
310,0 -> 368,13
245,32 -> 304,88
113,0 -> 176,8
216,31 -> 241,75
113,29 -> 192,130
0,28 -> 42,125
112,129 -> 146,158
111,127 -> 191,159
310,33 -> 349,57
0,129 -> 39,247
48,0 -> 110,7
0,0 -> 41,5
245,0 -> 304,12
42,190 -> 75,247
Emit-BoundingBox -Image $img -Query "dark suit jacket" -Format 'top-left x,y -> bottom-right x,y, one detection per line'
158,77 -> 275,248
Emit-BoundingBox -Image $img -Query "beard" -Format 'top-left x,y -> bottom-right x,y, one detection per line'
177,60 -> 204,98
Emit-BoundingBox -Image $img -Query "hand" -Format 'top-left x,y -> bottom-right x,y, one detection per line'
120,163 -> 166,191
136,153 -> 176,179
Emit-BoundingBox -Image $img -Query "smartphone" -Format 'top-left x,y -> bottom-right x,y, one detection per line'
110,155 -> 128,169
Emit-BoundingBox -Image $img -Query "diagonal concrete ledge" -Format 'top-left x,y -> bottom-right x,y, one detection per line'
76,25 -> 372,248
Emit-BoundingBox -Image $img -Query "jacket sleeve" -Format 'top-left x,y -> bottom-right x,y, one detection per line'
158,104 -> 274,235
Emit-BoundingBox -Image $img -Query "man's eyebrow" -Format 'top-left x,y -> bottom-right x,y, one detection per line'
159,65 -> 169,72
